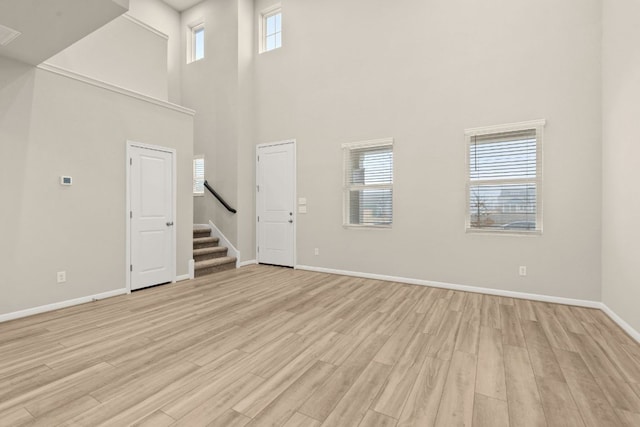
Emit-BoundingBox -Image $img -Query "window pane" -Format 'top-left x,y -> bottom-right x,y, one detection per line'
470,131 -> 536,181
349,147 -> 393,185
194,180 -> 204,193
266,15 -> 276,35
469,184 -> 536,230
266,34 -> 276,51
194,27 -> 204,60
275,13 -> 282,32
349,189 -> 393,226
275,32 -> 282,49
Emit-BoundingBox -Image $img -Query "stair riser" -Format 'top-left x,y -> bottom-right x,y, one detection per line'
194,251 -> 228,262
195,262 -> 236,277
192,226 -> 235,277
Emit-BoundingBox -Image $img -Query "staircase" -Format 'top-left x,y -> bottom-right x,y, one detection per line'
193,225 -> 237,278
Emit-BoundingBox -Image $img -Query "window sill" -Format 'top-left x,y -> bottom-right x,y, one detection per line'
343,224 -> 392,230
259,47 -> 282,55
465,228 -> 542,237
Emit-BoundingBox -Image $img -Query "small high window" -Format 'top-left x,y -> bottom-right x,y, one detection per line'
193,156 -> 204,196
465,120 -> 545,233
260,5 -> 282,53
188,22 -> 205,63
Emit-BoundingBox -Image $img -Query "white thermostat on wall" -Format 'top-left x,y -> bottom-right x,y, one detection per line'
60,176 -> 72,186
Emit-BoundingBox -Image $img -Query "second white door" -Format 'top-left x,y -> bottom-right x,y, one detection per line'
257,141 -> 295,267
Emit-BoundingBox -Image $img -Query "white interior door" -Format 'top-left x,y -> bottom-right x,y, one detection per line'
257,141 -> 295,267
129,145 -> 175,290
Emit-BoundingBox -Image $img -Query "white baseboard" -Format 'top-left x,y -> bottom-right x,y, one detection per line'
207,221 -> 241,268
0,288 -> 128,324
175,274 -> 190,282
295,265 -> 639,342
188,259 -> 195,280
295,265 -> 602,308
599,303 -> 640,343
4,265 -> 637,343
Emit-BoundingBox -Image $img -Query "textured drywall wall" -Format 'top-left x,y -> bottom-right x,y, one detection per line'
252,0 -> 603,300
47,14 -> 169,100
0,57 -> 193,316
602,0 -> 640,332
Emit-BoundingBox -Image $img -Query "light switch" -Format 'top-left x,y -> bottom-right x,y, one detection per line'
298,197 -> 307,205
298,206 -> 307,214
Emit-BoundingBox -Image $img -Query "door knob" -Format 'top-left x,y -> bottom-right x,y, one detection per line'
288,219 -> 293,223
166,221 -> 174,226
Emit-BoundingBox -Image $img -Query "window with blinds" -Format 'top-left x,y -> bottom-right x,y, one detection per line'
193,156 -> 204,196
465,120 -> 544,233
343,138 -> 393,227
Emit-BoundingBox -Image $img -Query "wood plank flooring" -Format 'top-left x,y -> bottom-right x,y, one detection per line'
1,265 -> 640,426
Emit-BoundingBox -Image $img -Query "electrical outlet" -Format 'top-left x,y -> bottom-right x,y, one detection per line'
519,266 -> 527,277
314,248 -> 319,256
57,271 -> 66,283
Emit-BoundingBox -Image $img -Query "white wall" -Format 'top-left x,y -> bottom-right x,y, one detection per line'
128,0 -> 183,103
252,0 -> 603,300
182,0 -> 241,246
237,0 -> 256,262
602,0 -> 640,332
47,14 -> 169,100
0,57 -> 193,317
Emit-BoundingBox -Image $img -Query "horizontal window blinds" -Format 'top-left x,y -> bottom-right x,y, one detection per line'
468,127 -> 540,232
193,158 -> 204,194
343,140 -> 393,227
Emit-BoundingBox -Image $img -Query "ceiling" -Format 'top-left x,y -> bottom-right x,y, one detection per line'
161,0 -> 203,12
0,0 -> 129,65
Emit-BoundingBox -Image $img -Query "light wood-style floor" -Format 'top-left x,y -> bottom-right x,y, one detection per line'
1,265 -> 640,427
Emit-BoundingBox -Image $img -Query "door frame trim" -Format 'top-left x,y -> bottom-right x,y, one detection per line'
256,139 -> 297,267
126,141 -> 177,293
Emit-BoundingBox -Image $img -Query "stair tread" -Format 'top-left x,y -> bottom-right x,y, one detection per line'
194,256 -> 236,269
193,246 -> 227,255
193,224 -> 211,231
193,236 -> 219,244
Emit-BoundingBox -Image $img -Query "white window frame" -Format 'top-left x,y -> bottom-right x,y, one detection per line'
187,21 -> 205,63
259,4 -> 282,54
193,155 -> 204,196
465,119 -> 545,235
342,138 -> 394,229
